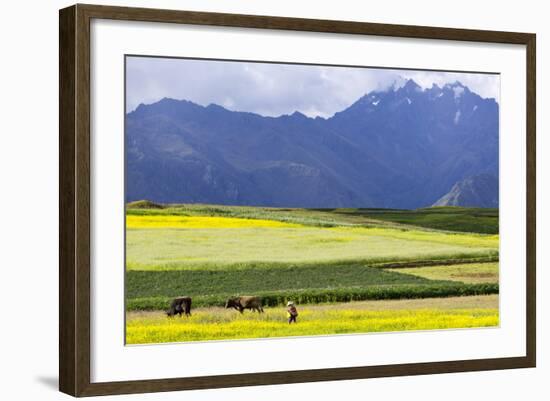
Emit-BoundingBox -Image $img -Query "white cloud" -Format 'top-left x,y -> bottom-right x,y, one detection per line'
126,57 -> 500,117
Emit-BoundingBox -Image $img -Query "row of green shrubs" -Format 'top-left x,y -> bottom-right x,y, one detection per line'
126,283 -> 499,311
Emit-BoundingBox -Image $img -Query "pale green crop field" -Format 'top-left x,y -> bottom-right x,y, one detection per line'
387,262 -> 499,284
126,221 -> 498,271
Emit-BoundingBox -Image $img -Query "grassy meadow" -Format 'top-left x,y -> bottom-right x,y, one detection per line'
125,202 -> 499,344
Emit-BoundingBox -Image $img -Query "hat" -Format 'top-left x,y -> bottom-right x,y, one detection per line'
287,301 -> 294,306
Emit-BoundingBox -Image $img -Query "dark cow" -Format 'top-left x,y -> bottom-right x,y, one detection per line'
225,296 -> 264,313
166,296 -> 192,317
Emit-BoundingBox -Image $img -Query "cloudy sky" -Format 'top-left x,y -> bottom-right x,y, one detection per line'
126,56 -> 500,118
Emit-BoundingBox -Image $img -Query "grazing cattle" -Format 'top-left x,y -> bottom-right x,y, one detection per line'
225,296 -> 264,313
166,296 -> 192,317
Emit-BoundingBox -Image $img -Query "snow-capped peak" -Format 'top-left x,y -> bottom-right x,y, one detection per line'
443,81 -> 467,100
453,86 -> 465,99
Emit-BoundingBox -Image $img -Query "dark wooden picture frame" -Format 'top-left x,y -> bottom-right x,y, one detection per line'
59,3 -> 536,397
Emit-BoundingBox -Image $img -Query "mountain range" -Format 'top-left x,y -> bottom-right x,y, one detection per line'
433,174 -> 499,208
125,79 -> 499,209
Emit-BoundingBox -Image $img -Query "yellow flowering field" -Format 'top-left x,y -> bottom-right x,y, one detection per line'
126,215 -> 302,229
126,296 -> 499,344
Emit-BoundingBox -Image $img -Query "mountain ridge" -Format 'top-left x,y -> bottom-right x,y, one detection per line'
126,79 -> 499,209
130,80 -> 498,119
433,174 -> 499,208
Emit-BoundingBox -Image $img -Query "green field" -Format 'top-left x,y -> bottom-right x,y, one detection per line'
126,226 -> 496,270
333,207 -> 499,234
126,201 -> 498,233
125,203 -> 499,343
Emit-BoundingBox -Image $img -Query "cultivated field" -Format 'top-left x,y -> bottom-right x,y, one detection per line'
126,296 -> 499,344
125,202 -> 499,344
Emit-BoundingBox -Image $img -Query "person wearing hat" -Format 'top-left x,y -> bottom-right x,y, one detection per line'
287,301 -> 298,324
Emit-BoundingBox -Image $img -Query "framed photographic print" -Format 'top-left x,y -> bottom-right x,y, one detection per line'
59,4 -> 536,397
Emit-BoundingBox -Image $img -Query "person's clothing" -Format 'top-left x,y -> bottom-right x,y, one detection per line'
287,305 -> 298,323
